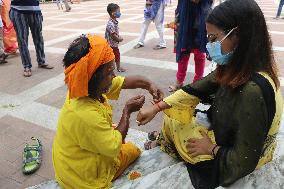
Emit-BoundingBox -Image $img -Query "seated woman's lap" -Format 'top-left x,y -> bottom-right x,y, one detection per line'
159,115 -> 215,164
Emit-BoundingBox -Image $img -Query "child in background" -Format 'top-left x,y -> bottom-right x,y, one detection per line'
105,3 -> 126,72
0,0 -> 8,64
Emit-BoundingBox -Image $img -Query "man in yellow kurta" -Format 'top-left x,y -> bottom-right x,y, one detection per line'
52,34 -> 163,189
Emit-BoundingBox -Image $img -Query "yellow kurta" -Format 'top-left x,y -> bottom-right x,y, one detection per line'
52,76 -> 129,189
161,89 -> 216,164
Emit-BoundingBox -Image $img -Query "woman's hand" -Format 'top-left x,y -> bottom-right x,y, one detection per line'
148,83 -> 164,103
186,131 -> 216,157
124,95 -> 145,114
136,105 -> 159,126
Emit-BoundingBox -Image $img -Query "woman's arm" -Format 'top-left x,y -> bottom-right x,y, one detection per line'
136,71 -> 219,125
136,100 -> 171,126
182,70 -> 219,103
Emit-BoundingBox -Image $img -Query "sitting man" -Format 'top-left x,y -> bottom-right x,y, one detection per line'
52,34 -> 164,189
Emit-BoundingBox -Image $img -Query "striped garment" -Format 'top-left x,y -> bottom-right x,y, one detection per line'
9,9 -> 45,68
11,0 -> 41,13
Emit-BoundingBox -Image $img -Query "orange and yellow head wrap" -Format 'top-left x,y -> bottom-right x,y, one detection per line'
64,34 -> 115,99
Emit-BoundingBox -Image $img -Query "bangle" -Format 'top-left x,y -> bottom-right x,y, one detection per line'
211,144 -> 218,158
155,103 -> 162,112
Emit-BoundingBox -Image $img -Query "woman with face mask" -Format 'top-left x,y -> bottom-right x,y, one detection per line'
136,0 -> 283,188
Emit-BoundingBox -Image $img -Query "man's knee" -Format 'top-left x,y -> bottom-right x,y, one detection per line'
121,142 -> 142,159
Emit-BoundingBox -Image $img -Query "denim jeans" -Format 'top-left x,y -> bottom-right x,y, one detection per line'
276,0 -> 284,17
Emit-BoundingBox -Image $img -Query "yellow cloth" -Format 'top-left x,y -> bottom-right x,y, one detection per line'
256,72 -> 283,168
64,34 -> 115,99
161,72 -> 283,168
162,90 -> 216,164
113,143 -> 141,180
52,76 -> 140,189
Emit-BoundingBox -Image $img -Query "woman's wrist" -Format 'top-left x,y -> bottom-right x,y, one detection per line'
153,102 -> 162,113
209,144 -> 220,158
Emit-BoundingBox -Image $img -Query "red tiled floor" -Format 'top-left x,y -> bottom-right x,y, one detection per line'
0,116 -> 55,188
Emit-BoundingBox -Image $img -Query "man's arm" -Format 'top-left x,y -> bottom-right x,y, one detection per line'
122,75 -> 152,90
122,75 -> 164,102
115,95 -> 145,140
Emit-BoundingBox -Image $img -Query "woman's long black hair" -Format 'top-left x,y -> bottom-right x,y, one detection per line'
207,0 -> 279,89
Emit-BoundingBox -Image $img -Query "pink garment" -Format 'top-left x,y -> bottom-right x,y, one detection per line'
176,49 -> 205,83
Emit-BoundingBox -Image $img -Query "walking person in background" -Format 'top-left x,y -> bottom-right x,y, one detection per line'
0,0 -> 8,64
62,0 -> 71,12
275,0 -> 284,19
10,0 -> 54,77
56,0 -> 63,10
57,0 -> 71,12
1,0 -> 18,55
168,0 -> 213,92
56,0 -> 71,12
105,3 -> 126,72
134,0 -> 167,50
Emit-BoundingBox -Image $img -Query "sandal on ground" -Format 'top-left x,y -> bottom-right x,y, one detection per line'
168,83 -> 183,92
22,137 -> 42,175
134,44 -> 144,49
117,67 -> 126,72
38,64 -> 54,69
0,59 -> 8,64
23,68 -> 32,77
65,7 -> 71,12
144,140 -> 159,150
153,45 -> 166,50
0,53 -> 8,62
148,131 -> 159,141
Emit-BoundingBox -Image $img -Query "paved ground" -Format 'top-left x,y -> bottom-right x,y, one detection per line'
0,0 -> 284,188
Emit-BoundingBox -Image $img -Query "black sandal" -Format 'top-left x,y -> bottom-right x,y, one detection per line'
0,53 -> 8,64
153,45 -> 166,50
134,44 -> 144,49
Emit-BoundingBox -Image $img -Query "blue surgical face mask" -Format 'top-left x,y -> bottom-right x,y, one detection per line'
114,12 -> 121,18
206,27 -> 237,66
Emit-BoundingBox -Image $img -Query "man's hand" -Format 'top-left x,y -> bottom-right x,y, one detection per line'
124,95 -> 145,114
186,131 -> 216,157
148,83 -> 164,103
